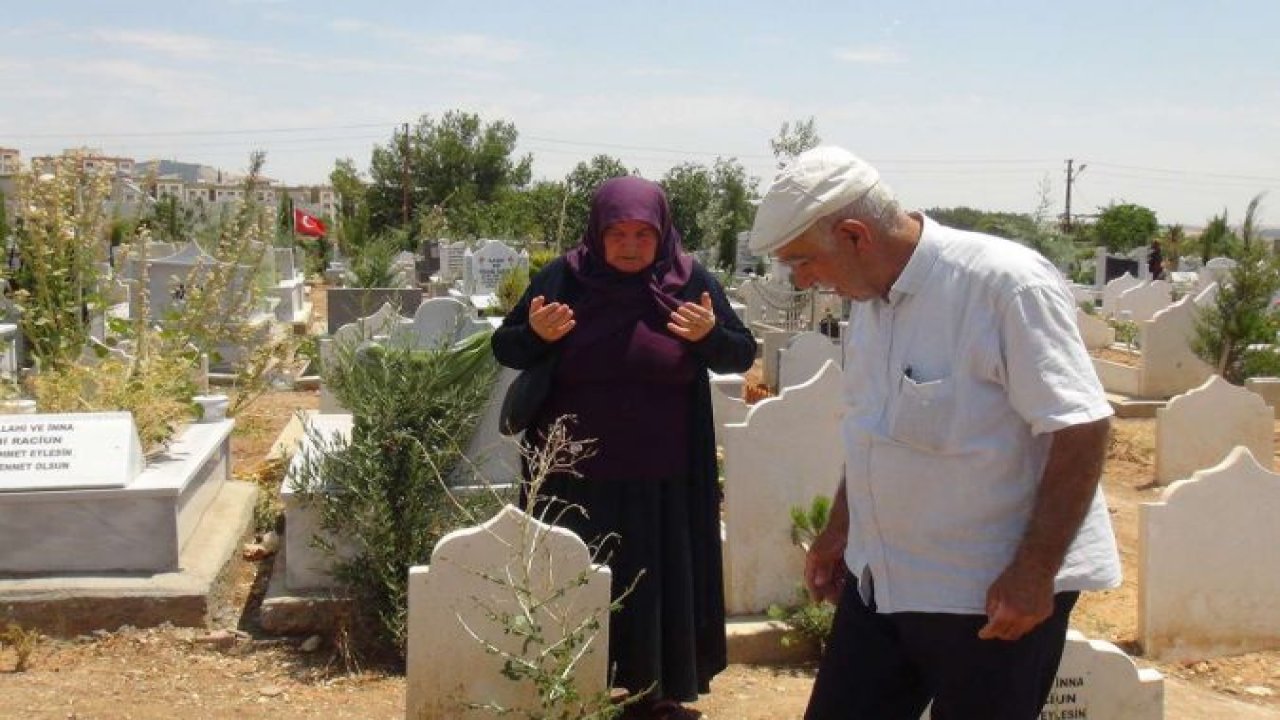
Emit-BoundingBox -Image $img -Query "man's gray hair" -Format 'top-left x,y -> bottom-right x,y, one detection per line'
816,181 -> 905,247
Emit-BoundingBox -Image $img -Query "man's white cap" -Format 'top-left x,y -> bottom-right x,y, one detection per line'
748,146 -> 881,255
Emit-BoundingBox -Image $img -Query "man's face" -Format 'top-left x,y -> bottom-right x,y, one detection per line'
773,222 -> 877,301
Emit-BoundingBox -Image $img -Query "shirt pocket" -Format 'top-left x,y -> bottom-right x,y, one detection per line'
887,375 -> 958,454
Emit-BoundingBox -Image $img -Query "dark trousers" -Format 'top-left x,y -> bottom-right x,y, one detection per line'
805,577 -> 1078,720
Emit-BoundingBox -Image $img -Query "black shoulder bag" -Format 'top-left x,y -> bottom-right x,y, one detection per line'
498,352 -> 558,436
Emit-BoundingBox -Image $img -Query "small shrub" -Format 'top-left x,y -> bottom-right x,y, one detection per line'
494,265 -> 530,317
767,587 -> 835,652
294,329 -> 501,659
0,623 -> 41,672
766,495 -> 836,652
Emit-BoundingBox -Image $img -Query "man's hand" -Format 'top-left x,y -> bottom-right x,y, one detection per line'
978,562 -> 1055,641
528,295 -> 575,342
804,524 -> 848,604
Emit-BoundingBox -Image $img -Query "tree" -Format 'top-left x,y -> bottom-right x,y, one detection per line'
0,191 -> 9,248
661,162 -> 714,251
560,155 -> 632,249
1197,212 -> 1233,262
1191,194 -> 1280,384
1090,202 -> 1159,253
698,158 -> 758,271
770,117 -> 821,169
366,110 -> 533,239
330,158 -> 371,255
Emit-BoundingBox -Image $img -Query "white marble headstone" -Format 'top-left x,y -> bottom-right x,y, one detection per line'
778,331 -> 843,390
0,412 -> 145,491
1141,446 -> 1280,660
1155,375 -> 1273,484
1075,309 -> 1115,350
722,361 -> 845,614
1101,273 -> 1142,317
405,504 -> 611,719
1114,279 -> 1173,323
463,239 -> 525,296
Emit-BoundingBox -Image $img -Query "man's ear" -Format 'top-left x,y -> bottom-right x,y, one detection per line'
833,219 -> 868,249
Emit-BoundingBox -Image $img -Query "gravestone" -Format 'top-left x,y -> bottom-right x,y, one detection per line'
1075,309 -> 1115,350
0,324 -> 18,380
1155,375 -> 1272,484
405,505 -> 611,719
393,297 -> 489,349
273,247 -> 299,281
1199,257 -> 1237,290
1100,273 -> 1142,317
1140,446 -> 1280,660
437,240 -> 468,285
0,412 -> 144,492
0,416 -> 233,573
1245,377 -> 1280,418
462,240 -> 526,296
1114,279 -> 1173,323
920,630 -> 1164,719
778,331 -> 842,390
722,361 -> 844,614
139,242 -> 221,320
709,372 -> 749,447
1140,284 -> 1216,397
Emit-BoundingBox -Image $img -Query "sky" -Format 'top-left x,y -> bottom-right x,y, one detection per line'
3,0 -> 1279,228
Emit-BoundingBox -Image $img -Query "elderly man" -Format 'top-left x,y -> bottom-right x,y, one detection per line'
749,147 -> 1120,720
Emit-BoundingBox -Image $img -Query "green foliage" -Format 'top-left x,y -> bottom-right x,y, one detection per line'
1091,202 -> 1159,253
1109,318 -> 1140,349
1192,195 -> 1280,383
528,248 -> 559,276
1197,212 -> 1235,262
0,190 -> 9,245
757,491 -> 839,650
143,194 -> 197,245
297,330 -> 502,658
495,264 -> 530,317
767,587 -> 835,651
765,495 -> 836,651
349,233 -> 399,288
28,353 -> 197,455
8,152 -> 111,369
661,162 -> 714,251
697,158 -> 758,271
367,110 -> 533,239
561,155 -> 633,249
789,495 -> 832,551
770,116 -> 821,169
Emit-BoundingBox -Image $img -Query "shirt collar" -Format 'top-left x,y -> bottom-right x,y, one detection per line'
887,212 -> 941,304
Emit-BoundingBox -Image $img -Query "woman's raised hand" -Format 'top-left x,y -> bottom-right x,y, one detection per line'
528,295 -> 576,342
668,292 -> 717,342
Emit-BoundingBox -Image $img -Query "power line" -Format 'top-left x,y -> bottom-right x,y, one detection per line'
3,122 -> 396,140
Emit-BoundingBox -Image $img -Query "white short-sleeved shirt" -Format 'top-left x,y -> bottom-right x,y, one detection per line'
842,215 -> 1121,614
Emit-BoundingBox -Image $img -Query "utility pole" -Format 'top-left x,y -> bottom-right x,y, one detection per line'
1063,158 -> 1086,233
401,122 -> 411,226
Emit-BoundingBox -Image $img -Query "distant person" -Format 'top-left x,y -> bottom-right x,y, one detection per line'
492,176 -> 756,719
1147,240 -> 1164,280
818,309 -> 839,339
749,147 -> 1121,720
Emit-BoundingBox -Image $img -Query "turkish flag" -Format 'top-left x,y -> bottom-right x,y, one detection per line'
293,208 -> 327,237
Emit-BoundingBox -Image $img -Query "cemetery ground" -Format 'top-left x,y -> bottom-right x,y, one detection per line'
3,380 -> 1280,715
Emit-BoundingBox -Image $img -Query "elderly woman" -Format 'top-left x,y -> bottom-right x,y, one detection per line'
492,176 -> 756,718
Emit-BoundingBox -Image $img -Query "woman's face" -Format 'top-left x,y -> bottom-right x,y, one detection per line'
602,220 -> 660,273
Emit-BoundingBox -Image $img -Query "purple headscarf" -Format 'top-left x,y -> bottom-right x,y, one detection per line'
563,176 -> 694,345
